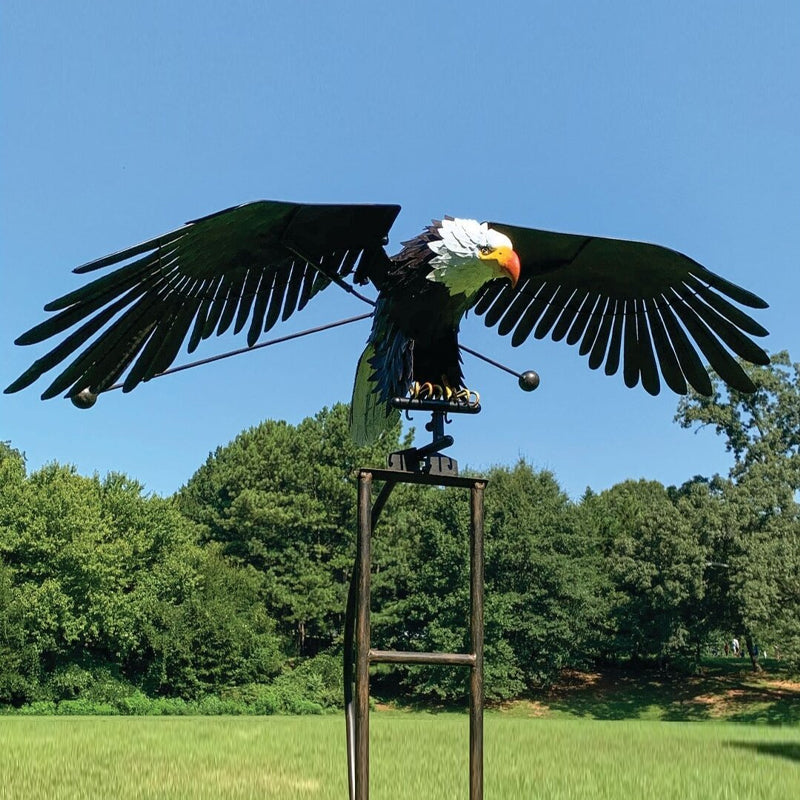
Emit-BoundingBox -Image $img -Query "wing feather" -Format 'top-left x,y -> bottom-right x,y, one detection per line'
667,291 -> 757,393
644,299 -> 687,395
658,300 -> 713,395
281,260 -> 306,321
623,303 -> 640,389
566,293 -> 597,346
672,284 -> 771,365
484,283 -> 519,328
473,281 -> 505,315
215,272 -> 246,336
510,284 -> 559,347
552,290 -> 589,343
587,299 -> 615,369
604,301 -> 625,377
264,263 -> 292,333
580,296 -> 608,358
188,275 -> 224,353
477,222 -> 769,396
246,271 -> 273,347
497,279 -> 535,336
633,302 -> 660,395
8,201 -> 400,399
534,285 -> 575,340
233,268 -> 262,336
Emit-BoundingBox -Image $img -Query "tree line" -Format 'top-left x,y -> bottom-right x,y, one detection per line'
1,353 -> 798,711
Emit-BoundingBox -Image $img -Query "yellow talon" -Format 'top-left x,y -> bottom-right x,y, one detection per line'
452,387 -> 481,406
440,376 -> 454,400
408,380 -> 476,404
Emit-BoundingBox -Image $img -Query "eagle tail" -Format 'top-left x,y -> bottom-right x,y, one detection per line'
349,344 -> 398,446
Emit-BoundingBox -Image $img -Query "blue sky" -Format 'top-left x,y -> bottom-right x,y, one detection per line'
2,1 -> 798,498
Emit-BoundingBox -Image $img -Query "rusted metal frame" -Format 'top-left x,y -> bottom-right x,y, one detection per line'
369,649 -> 476,666
350,468 -> 486,800
354,471 -> 373,800
470,481 -> 486,800
366,467 -> 480,489
345,474 -> 397,800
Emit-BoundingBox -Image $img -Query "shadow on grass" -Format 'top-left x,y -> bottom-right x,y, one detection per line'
538,665 -> 800,724
543,671 -> 717,721
726,695 -> 800,726
726,741 -> 800,763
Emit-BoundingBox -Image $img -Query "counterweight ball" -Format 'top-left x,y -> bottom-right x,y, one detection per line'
518,370 -> 540,392
71,388 -> 98,409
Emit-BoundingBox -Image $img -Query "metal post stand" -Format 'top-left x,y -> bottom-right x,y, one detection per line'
350,467 -> 487,800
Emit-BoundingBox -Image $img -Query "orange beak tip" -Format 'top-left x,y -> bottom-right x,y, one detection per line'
508,251 -> 521,287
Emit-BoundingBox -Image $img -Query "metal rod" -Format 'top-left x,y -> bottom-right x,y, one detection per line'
428,411 -> 445,441
283,243 -> 377,308
103,312 -> 374,392
470,481 -> 486,800
389,396 -> 481,415
344,558 -> 358,800
369,649 -> 476,666
459,343 -> 520,378
371,480 -> 397,530
355,471 -> 373,800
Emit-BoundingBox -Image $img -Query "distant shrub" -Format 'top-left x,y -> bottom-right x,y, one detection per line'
267,653 -> 341,713
2,652 -> 344,716
194,695 -> 248,715
56,699 -> 118,715
13,701 -> 57,715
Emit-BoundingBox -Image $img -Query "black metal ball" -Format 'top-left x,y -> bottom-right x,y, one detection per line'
518,370 -> 540,392
71,388 -> 98,409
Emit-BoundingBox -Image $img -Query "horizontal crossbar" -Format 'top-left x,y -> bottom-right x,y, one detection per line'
389,397 -> 482,415
368,649 -> 476,666
362,468 -> 486,489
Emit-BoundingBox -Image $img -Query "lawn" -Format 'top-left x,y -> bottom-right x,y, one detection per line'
1,712 -> 798,799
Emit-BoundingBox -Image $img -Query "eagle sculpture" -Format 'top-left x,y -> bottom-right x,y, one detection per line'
6,200 -> 770,443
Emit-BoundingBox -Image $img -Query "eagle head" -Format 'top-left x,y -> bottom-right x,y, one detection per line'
427,218 -> 520,296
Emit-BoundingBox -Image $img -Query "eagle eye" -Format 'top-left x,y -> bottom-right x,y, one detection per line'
479,245 -> 493,255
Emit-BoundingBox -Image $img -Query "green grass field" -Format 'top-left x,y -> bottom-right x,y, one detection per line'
1,713 -> 798,799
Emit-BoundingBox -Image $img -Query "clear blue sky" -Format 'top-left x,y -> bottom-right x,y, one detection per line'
2,1 -> 798,498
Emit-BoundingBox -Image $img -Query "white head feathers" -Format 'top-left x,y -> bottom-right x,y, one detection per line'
427,218 -> 513,260
426,218 -> 514,297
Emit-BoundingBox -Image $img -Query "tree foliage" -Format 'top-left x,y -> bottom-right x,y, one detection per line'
177,404 -> 407,655
3,352 -> 799,711
0,444 -> 281,704
675,352 -> 800,668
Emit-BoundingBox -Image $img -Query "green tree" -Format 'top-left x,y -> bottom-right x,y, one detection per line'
0,447 -> 282,703
585,480 -> 707,667
675,351 -> 800,669
0,443 -> 31,702
178,403 -> 406,655
371,462 -> 602,701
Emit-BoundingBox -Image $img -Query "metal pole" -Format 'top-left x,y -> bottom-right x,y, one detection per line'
355,471 -> 373,800
469,481 -> 486,800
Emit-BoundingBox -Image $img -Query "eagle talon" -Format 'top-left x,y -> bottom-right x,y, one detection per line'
453,387 -> 480,406
408,381 -> 459,401
410,381 -> 439,400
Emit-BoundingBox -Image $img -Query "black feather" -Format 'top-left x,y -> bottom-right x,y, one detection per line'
587,300 -> 615,369
645,299 -> 687,395
658,300 -> 713,395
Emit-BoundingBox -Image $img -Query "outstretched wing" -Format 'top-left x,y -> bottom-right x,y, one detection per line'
7,200 -> 400,400
473,223 -> 769,395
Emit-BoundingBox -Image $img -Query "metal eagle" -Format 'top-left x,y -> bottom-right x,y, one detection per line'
6,200 -> 770,442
